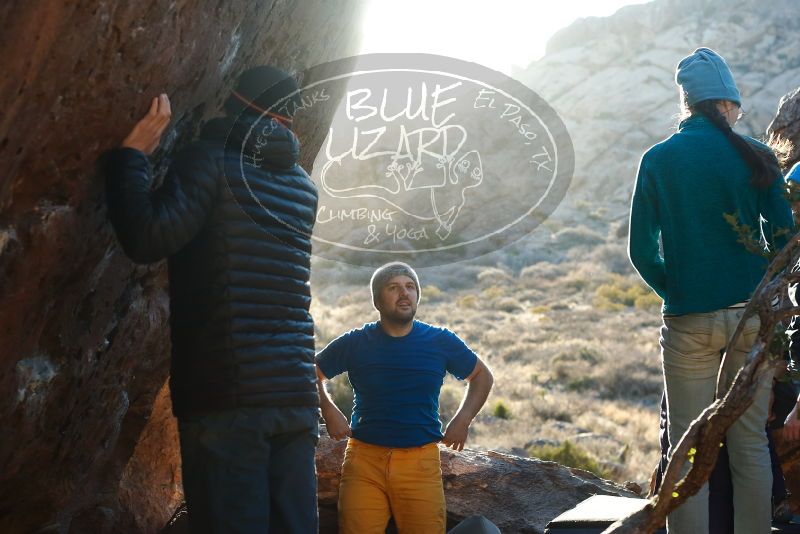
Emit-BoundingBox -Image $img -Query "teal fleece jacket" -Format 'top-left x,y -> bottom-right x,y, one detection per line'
628,115 -> 793,316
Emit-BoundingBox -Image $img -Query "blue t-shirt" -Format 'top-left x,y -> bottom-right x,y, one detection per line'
316,320 -> 478,448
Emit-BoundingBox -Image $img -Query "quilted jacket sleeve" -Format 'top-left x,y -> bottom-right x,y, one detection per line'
105,145 -> 219,264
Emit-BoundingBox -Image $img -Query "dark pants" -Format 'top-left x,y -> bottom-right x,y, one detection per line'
178,406 -> 320,534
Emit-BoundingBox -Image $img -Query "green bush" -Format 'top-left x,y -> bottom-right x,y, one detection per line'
594,276 -> 661,311
491,399 -> 512,420
527,441 -> 611,479
634,292 -> 662,310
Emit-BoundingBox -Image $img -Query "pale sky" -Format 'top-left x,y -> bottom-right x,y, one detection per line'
360,0 -> 653,74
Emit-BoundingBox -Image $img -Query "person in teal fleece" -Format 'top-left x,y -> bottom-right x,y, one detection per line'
628,47 -> 794,534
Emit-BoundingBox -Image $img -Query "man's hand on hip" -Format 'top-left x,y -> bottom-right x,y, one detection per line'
441,415 -> 470,451
322,406 -> 352,441
122,94 -> 172,155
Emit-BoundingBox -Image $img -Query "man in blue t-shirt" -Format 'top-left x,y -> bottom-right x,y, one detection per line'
316,261 -> 493,534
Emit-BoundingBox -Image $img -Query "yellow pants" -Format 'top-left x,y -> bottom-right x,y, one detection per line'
338,438 -> 446,534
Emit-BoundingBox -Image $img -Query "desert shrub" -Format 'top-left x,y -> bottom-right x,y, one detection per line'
549,344 -> 602,388
422,285 -> 444,302
594,276 -> 659,310
552,361 -> 580,383
520,262 -> 565,282
482,285 -> 506,299
527,441 -> 612,479
530,397 -> 573,422
421,264 -> 486,291
550,346 -> 600,366
634,291 -> 662,310
477,267 -> 513,285
563,275 -> 590,292
494,297 -> 523,313
492,399 -> 512,420
589,243 -> 634,275
597,362 -> 663,401
553,226 -> 606,250
500,342 -> 534,362
502,240 -> 566,271
530,305 -> 550,314
566,376 -> 597,391
457,295 -> 478,309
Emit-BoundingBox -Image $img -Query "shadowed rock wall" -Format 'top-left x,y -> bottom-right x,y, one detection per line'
0,2 -> 364,532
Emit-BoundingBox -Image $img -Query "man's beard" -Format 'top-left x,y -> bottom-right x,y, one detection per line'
383,304 -> 416,325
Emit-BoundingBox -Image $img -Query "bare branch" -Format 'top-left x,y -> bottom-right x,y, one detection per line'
774,306 -> 800,322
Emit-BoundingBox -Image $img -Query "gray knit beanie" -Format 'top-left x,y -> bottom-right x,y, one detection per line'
370,262 -> 421,308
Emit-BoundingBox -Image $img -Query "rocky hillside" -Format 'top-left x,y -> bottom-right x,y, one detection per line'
515,0 -> 800,226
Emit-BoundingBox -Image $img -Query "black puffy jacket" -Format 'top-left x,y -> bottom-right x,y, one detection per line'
106,115 -> 318,417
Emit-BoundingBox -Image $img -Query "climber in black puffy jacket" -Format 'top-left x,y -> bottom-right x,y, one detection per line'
104,66 -> 320,534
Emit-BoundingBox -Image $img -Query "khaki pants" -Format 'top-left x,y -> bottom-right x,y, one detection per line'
338,438 -> 446,534
661,308 -> 772,534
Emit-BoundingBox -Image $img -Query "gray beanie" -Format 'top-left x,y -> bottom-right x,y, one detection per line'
675,47 -> 741,107
370,262 -> 421,308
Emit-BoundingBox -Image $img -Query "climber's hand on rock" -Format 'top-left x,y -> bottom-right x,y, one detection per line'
122,94 -> 171,155
442,415 -> 470,451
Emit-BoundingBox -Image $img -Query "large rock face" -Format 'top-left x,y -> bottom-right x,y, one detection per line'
0,2 -> 364,532
514,0 -> 800,225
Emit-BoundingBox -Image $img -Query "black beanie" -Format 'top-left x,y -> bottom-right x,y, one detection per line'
224,66 -> 301,119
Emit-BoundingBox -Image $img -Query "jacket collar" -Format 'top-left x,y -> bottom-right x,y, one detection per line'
200,114 -> 300,169
678,114 -> 715,132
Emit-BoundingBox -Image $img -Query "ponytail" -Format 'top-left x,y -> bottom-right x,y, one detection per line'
690,99 -> 780,189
